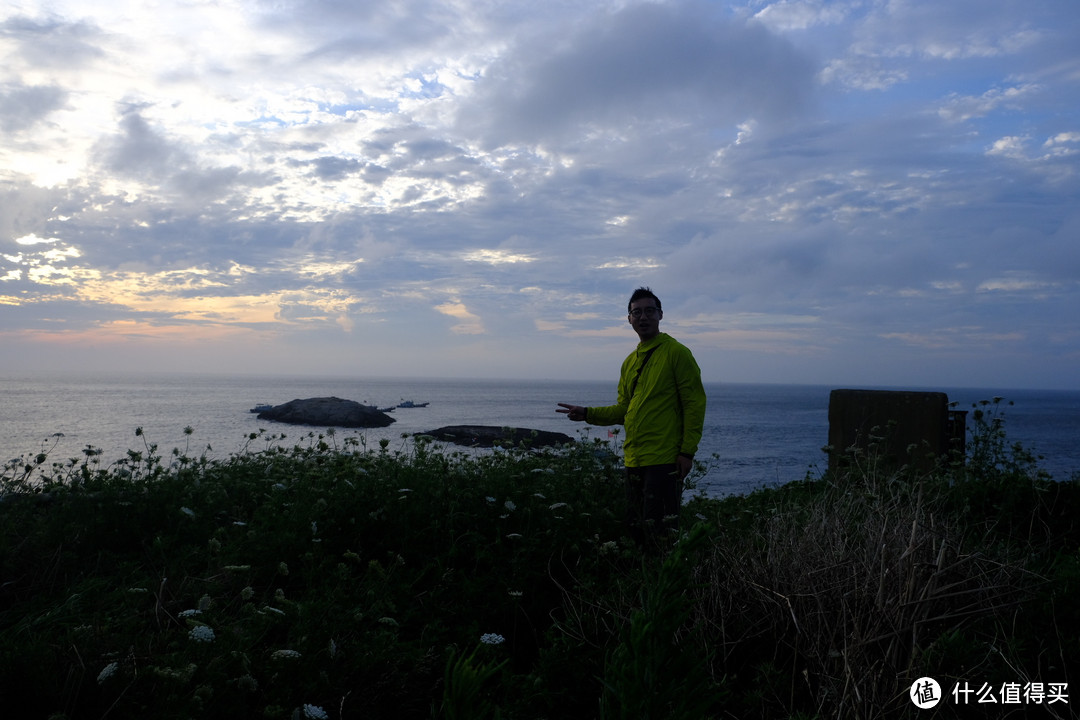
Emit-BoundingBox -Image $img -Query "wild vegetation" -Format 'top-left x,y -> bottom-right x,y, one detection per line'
1,399 -> 1076,719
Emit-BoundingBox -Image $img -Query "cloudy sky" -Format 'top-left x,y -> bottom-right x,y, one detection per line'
2,0 -> 1078,389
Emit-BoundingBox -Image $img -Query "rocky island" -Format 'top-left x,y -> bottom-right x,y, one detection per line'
421,425 -> 574,449
256,397 -> 396,428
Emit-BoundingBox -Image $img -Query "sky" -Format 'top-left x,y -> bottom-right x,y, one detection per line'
1,0 -> 1079,390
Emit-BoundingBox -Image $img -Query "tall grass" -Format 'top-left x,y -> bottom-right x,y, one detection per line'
677,398 -> 1078,718
1,399 -> 1077,719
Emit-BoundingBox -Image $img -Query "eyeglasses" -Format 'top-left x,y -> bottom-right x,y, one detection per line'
628,307 -> 660,319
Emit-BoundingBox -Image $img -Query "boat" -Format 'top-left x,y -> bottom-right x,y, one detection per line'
396,400 -> 430,408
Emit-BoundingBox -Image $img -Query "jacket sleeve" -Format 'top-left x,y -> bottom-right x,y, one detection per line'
675,347 -> 707,458
585,356 -> 632,426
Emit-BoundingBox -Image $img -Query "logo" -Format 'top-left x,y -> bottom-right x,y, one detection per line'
911,677 -> 942,709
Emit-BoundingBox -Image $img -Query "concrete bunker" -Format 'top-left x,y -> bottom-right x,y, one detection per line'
828,389 -> 967,474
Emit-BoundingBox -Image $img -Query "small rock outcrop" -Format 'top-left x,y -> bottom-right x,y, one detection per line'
421,425 -> 574,449
256,397 -> 396,428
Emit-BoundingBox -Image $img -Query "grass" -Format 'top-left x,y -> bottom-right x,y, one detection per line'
1,399 -> 1077,719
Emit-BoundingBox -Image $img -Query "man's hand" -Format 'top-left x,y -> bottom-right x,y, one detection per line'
557,403 -> 586,422
676,454 -> 694,480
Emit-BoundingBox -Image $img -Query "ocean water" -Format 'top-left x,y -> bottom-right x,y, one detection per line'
2,373 -> 1078,498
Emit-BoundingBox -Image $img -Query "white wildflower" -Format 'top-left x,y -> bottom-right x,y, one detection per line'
241,586 -> 254,601
188,625 -> 215,643
178,609 -> 202,618
302,704 -> 329,720
97,662 -> 119,684
480,633 -> 505,645
504,500 -> 516,512
485,496 -> 496,503
271,649 -> 302,659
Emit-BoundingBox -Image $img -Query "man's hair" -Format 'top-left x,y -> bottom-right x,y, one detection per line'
628,286 -> 661,313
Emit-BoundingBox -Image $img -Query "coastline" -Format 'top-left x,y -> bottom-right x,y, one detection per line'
3,374 -> 1078,498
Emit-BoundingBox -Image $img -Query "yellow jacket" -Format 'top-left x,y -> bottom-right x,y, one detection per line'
585,333 -> 706,467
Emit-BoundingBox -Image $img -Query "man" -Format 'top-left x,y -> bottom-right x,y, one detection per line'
558,287 -> 707,546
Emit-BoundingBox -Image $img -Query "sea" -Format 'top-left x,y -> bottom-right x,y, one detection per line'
2,373 -> 1078,498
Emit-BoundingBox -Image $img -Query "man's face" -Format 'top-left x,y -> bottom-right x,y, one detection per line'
628,298 -> 662,341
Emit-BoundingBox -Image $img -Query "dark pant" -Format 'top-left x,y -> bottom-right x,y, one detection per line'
625,464 -> 681,547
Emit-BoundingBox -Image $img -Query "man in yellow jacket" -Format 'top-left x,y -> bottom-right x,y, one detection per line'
558,287 -> 707,547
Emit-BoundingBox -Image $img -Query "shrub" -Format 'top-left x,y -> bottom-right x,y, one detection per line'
2,402 -> 1077,720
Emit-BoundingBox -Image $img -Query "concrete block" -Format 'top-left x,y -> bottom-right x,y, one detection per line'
828,389 -> 958,473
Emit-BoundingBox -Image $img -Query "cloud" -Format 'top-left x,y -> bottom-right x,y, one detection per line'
987,135 -> 1031,160
99,110 -> 191,178
849,0 -> 1046,61
458,1 -> 815,147
463,249 -> 535,265
1045,132 -> 1080,150
0,0 -> 1078,388
753,0 -> 857,32
309,156 -> 363,180
0,14 -> 105,70
434,300 -> 485,335
0,83 -> 67,132
14,233 -> 61,246
938,84 -> 1042,122
817,0 -> 1054,91
976,274 -> 1056,295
